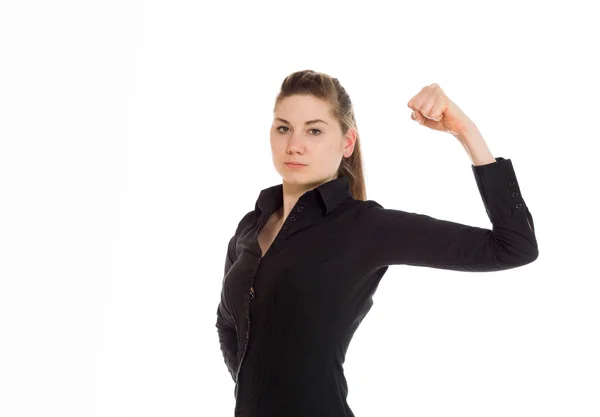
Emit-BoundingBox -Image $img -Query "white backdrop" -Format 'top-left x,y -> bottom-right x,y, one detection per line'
1,1 -> 598,416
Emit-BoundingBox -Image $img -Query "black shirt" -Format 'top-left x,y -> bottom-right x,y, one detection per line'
215,157 -> 538,417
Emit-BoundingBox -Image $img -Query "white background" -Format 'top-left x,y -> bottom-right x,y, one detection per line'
1,1 -> 598,416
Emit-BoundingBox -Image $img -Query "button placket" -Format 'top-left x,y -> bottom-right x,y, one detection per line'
280,202 -> 306,233
236,199 -> 308,403
235,251 -> 262,403
233,196 -> 319,411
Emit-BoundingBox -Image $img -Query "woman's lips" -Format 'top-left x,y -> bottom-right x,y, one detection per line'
285,163 -> 306,168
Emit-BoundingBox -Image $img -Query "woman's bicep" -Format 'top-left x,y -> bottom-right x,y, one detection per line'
358,157 -> 538,272
359,203 -> 507,271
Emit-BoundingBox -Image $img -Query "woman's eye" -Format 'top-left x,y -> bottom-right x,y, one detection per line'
276,126 -> 321,135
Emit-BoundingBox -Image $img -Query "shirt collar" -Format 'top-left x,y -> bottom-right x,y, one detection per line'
255,174 -> 352,218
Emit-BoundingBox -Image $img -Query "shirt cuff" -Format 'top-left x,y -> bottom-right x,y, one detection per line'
471,157 -> 526,222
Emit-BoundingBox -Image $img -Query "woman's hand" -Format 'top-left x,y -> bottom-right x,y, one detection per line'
407,83 -> 496,166
407,83 -> 474,137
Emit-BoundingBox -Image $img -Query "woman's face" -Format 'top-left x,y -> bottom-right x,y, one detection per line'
270,94 -> 355,186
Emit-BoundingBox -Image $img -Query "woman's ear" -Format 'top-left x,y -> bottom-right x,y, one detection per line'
343,128 -> 357,156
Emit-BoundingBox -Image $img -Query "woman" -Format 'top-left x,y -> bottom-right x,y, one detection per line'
215,70 -> 538,417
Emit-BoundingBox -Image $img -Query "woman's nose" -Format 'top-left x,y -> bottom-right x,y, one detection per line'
286,134 -> 305,150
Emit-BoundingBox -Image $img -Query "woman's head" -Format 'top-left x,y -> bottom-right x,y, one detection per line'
270,70 -> 367,201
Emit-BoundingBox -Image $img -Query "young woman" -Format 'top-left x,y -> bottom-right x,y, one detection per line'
215,70 -> 538,417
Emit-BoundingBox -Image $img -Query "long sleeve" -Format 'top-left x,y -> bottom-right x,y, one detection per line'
215,233 -> 240,383
358,157 -> 538,272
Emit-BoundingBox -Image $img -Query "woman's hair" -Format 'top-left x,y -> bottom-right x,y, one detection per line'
273,69 -> 367,201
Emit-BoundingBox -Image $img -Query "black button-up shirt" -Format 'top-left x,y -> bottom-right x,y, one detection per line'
216,157 -> 538,417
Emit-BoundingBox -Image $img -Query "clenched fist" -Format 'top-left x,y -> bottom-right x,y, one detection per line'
407,83 -> 475,137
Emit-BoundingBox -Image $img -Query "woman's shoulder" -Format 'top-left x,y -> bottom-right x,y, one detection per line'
235,209 -> 257,235
331,198 -> 386,225
353,198 -> 385,215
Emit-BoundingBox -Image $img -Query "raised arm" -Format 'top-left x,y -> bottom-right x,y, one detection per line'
358,157 -> 538,271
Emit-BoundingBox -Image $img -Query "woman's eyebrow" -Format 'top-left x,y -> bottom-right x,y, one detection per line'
275,117 -> 328,125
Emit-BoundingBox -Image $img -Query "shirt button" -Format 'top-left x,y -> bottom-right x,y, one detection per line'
508,181 -> 516,187
283,224 -> 289,231
511,191 -> 519,198
289,215 -> 296,222
297,206 -> 305,212
515,203 -> 523,209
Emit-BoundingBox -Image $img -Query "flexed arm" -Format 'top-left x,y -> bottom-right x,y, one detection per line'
359,157 -> 537,271
358,84 -> 538,271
